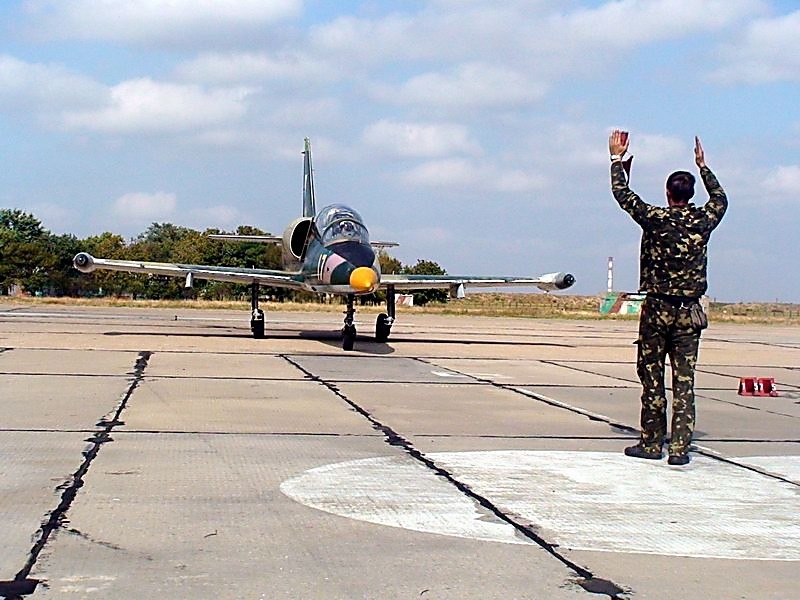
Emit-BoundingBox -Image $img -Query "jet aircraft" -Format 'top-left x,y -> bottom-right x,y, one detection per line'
73,138 -> 575,350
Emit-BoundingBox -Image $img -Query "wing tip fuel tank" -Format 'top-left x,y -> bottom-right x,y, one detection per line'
73,252 -> 96,273
536,272 -> 576,291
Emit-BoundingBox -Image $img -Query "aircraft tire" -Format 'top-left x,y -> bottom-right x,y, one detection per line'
251,318 -> 265,339
375,313 -> 391,342
342,326 -> 356,351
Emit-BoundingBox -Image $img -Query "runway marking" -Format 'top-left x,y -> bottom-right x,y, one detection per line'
430,370 -> 470,378
280,450 -> 800,561
431,370 -> 509,379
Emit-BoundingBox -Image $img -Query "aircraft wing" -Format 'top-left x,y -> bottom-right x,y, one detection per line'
73,253 -> 305,289
208,233 -> 397,250
207,234 -> 282,244
380,272 -> 575,295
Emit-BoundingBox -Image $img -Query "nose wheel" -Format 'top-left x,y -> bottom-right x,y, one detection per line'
342,294 -> 356,350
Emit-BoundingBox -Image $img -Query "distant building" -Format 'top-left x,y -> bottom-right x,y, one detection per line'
396,294 -> 414,307
600,292 -> 645,315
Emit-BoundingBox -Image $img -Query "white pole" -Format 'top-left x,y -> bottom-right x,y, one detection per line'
607,256 -> 614,292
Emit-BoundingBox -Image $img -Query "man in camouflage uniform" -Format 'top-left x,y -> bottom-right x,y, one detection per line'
609,130 -> 728,465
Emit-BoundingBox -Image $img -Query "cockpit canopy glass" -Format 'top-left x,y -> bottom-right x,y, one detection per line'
315,204 -> 369,245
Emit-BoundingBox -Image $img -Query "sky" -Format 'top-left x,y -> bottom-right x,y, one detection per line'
1,0 -> 799,303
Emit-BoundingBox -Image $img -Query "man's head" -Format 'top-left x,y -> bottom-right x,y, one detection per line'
666,171 -> 696,205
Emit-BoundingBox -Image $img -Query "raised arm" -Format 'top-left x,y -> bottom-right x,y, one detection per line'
609,129 -> 651,225
694,136 -> 706,169
693,136 -> 727,226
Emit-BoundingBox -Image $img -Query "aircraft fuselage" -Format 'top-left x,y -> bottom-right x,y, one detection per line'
293,202 -> 381,295
299,236 -> 381,295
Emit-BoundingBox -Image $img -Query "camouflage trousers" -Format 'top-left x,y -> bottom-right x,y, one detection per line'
635,295 -> 701,456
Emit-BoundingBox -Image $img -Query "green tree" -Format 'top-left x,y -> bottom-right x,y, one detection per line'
126,223 -> 200,299
0,209 -> 46,240
0,209 -> 53,295
44,233 -> 82,296
362,250 -> 404,306
80,232 -> 133,296
378,250 -> 402,274
404,259 -> 448,305
199,226 -> 287,301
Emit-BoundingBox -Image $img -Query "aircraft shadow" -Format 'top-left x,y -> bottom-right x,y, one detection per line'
299,330 -> 395,355
102,329 -> 572,353
102,328 -> 395,355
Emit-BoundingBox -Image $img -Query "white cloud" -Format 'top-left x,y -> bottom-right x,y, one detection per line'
187,205 -> 242,230
30,202 -> 71,232
403,158 -> 545,193
263,97 -> 343,130
0,56 -> 255,135
24,0 -> 301,44
175,51 -> 336,86
113,192 -> 177,221
311,1 -> 762,83
763,165 -> 800,199
399,226 -> 455,248
310,13 -> 419,64
625,133 -> 687,165
362,121 -> 481,158
371,63 -> 547,111
553,0 -> 763,48
61,78 -> 253,134
404,159 -> 481,188
0,54 -> 104,114
712,10 -> 800,83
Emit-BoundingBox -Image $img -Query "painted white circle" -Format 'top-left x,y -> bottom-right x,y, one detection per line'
280,451 -> 800,560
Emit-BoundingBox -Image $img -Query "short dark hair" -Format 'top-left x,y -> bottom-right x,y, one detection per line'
666,171 -> 696,203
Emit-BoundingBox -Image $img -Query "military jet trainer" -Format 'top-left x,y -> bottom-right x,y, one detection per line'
74,138 -> 575,350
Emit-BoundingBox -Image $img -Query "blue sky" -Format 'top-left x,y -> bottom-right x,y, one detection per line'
1,0 -> 798,302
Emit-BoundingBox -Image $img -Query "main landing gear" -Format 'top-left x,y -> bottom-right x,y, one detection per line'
342,285 -> 396,350
250,282 -> 265,339
375,284 -> 395,343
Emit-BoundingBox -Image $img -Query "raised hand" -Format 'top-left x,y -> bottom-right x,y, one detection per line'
609,130 -> 630,156
694,136 -> 706,168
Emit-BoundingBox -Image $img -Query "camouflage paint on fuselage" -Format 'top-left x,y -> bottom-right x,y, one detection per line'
297,203 -> 380,293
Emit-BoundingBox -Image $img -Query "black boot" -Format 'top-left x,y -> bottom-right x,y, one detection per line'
668,454 -> 690,466
624,443 -> 663,460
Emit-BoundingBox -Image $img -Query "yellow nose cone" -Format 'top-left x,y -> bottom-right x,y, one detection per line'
349,266 -> 378,292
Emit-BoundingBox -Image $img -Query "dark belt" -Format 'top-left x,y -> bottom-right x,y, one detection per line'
646,292 -> 700,309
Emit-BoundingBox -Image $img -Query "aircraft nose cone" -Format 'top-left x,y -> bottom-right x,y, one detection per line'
349,266 -> 378,292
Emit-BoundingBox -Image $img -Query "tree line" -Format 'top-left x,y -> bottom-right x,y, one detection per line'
0,208 -> 447,305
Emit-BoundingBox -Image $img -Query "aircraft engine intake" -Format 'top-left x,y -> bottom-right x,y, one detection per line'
282,217 -> 313,263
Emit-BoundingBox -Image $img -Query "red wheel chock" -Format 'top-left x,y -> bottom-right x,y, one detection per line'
738,377 -> 778,396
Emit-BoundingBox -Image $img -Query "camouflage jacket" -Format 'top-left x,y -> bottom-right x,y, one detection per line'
611,162 -> 728,297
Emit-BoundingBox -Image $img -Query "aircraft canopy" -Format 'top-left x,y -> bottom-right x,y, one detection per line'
315,204 -> 369,246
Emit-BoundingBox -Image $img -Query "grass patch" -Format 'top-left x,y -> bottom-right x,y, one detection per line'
4,293 -> 798,325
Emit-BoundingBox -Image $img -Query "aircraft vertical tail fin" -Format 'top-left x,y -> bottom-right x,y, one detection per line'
302,137 -> 316,218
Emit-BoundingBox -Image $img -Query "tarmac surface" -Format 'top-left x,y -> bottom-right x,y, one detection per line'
0,303 -> 798,599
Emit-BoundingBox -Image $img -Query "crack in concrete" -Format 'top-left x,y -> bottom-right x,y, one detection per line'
281,354 -> 629,599
420,358 -> 800,489
0,351 -> 152,600
536,359 -> 800,419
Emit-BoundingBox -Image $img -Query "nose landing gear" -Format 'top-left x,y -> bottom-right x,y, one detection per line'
342,293 -> 357,350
